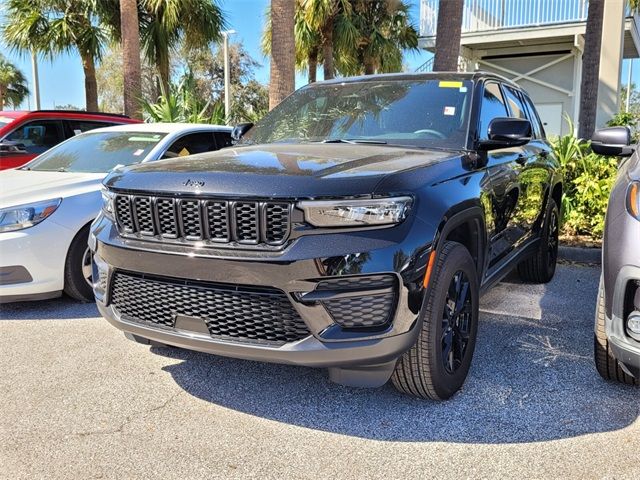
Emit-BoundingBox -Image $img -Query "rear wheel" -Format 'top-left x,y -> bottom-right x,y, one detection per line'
594,279 -> 639,385
392,241 -> 479,400
518,198 -> 559,283
63,225 -> 94,302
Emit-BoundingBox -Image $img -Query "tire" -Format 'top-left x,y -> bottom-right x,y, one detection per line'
392,241 -> 479,400
594,278 -> 639,386
63,225 -> 95,302
517,198 -> 559,283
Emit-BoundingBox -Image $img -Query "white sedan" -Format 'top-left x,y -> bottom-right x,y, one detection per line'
0,123 -> 232,303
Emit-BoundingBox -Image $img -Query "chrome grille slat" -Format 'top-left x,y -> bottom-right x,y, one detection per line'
113,193 -> 291,248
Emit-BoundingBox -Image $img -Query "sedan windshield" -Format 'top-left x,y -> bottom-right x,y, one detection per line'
24,131 -> 166,173
243,79 -> 473,149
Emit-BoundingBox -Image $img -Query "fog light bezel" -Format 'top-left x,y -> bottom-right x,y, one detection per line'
626,311 -> 640,341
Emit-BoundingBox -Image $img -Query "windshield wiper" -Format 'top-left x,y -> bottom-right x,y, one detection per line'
320,138 -> 388,145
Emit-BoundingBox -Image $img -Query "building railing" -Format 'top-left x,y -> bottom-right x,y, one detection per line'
420,0 -> 590,37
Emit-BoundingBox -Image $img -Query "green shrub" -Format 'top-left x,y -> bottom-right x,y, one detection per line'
551,118 -> 618,239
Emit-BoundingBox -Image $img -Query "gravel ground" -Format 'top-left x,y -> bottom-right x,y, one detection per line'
0,264 -> 638,479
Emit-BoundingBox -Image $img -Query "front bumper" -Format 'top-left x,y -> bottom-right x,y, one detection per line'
0,220 -> 72,302
90,212 -> 433,380
605,264 -> 640,378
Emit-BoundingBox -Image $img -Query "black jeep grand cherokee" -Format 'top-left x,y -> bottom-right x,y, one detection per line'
90,72 -> 562,400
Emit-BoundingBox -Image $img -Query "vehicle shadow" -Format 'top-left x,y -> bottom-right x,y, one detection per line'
154,265 -> 639,443
0,297 -> 99,320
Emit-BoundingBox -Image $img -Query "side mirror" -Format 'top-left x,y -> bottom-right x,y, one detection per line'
591,126 -> 634,157
478,118 -> 532,151
231,122 -> 254,142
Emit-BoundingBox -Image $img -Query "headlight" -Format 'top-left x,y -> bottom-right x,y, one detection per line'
628,182 -> 639,220
298,196 -> 412,227
0,198 -> 62,233
101,187 -> 116,220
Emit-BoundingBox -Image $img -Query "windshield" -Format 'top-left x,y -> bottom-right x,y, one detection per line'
243,79 -> 473,149
24,131 -> 166,173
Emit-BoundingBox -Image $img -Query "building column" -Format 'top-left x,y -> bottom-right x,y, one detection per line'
596,0 -> 626,128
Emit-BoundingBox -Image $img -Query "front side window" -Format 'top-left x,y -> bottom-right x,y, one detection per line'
162,132 -> 217,159
66,120 -> 114,136
503,86 -> 527,120
242,79 -> 474,149
24,131 -> 166,173
478,83 -> 509,140
521,93 -> 546,139
5,120 -> 64,154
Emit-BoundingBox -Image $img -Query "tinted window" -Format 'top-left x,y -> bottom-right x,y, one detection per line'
521,93 -> 546,139
25,131 -> 166,173
503,86 -> 527,119
6,120 -> 64,154
243,79 -> 474,149
214,131 -> 232,149
479,83 -> 508,140
162,132 -> 217,159
66,120 -> 115,136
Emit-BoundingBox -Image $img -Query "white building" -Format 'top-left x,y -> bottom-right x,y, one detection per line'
418,0 -> 640,136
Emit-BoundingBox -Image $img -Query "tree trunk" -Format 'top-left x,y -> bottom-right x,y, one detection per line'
80,52 -> 99,111
321,17 -> 335,80
364,56 -> 375,75
432,0 -> 464,72
120,0 -> 142,119
156,51 -> 171,98
578,0 -> 605,139
0,86 -> 4,111
269,0 -> 296,109
308,46 -> 318,83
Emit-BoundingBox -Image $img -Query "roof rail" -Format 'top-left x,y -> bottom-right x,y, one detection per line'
32,110 -> 130,119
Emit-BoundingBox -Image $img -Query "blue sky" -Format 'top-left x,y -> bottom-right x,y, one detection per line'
0,0 -> 636,110
0,0 -> 430,110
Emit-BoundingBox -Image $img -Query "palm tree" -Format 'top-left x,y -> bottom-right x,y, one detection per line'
262,1 -> 323,84
269,0 -> 296,109
2,0 -> 106,111
119,0 -> 142,119
302,0 -> 353,80
137,0 -> 226,96
432,0 -> 464,71
577,0 -> 605,139
344,0 -> 418,75
0,56 -> 29,110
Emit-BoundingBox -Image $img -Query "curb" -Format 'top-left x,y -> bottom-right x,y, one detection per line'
558,245 -> 601,265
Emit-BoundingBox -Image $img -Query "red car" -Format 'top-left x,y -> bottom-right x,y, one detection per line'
0,110 -> 140,170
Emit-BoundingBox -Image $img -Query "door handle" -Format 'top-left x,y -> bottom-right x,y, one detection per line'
516,154 -> 527,165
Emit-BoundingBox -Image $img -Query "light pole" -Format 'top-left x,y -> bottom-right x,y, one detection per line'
222,30 -> 236,123
31,50 -> 41,110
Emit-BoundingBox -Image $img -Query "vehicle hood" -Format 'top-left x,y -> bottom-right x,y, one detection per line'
104,143 -> 457,198
0,169 -> 105,209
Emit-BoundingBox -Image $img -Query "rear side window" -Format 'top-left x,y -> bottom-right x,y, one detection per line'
503,86 -> 527,119
5,120 -> 65,154
66,120 -> 115,136
478,82 -> 508,140
521,93 -> 546,139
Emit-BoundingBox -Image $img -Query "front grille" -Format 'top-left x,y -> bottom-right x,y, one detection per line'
110,272 -> 310,345
113,193 -> 291,247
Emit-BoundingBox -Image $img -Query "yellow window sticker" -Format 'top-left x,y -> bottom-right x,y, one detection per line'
439,81 -> 463,88
179,147 -> 190,157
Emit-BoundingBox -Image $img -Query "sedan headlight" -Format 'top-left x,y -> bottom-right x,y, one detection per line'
0,198 -> 62,233
298,196 -> 412,227
628,182 -> 640,221
101,187 -> 116,220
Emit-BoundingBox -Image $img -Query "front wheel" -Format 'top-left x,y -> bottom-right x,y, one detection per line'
392,241 -> 479,400
63,225 -> 95,302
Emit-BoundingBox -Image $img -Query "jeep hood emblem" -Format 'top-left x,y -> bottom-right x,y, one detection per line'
183,179 -> 205,187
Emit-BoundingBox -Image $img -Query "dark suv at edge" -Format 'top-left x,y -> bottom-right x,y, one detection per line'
90,72 -> 562,400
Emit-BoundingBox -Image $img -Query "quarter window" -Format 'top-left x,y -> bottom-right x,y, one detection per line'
478,83 -> 509,140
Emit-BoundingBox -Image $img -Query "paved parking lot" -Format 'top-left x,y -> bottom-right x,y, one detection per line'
1,264 -> 638,479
